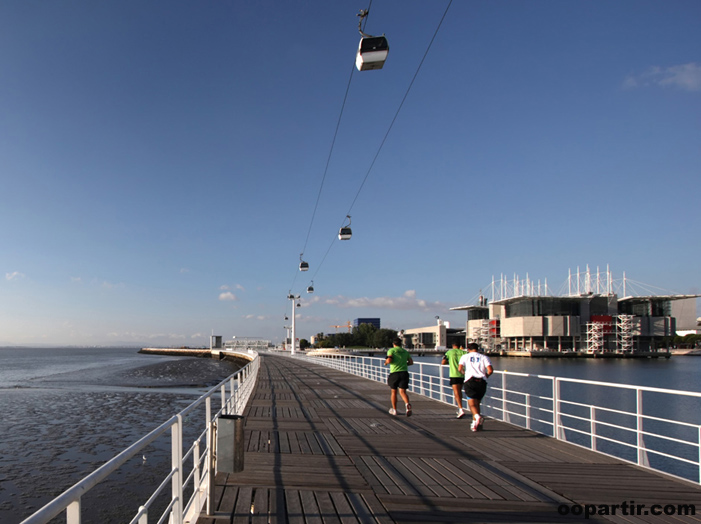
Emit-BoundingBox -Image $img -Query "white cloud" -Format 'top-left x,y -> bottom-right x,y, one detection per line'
101,281 -> 124,289
236,284 -> 246,291
219,292 -> 237,301
70,276 -> 82,283
180,268 -> 190,274
220,285 -> 229,290
624,62 -> 701,92
320,290 -> 442,311
5,271 -> 25,281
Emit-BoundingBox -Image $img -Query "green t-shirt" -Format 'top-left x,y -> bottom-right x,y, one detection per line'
443,348 -> 466,378
387,346 -> 410,373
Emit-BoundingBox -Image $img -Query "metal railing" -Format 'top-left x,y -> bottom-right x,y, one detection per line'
21,351 -> 260,524
302,353 -> 701,485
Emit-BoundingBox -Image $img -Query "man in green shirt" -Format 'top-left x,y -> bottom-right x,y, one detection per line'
442,344 -> 467,418
384,338 -> 414,416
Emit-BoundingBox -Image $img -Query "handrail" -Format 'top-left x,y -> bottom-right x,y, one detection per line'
21,350 -> 260,524
301,353 -> 701,485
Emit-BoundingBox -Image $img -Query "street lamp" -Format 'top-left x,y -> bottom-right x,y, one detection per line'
287,293 -> 300,355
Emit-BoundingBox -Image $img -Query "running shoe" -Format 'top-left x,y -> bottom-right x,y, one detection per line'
389,408 -> 397,416
472,414 -> 482,432
457,408 -> 465,419
406,404 -> 412,417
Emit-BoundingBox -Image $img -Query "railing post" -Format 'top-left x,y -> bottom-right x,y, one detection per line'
221,384 -> 227,415
206,397 -> 214,516
67,499 -> 80,524
193,440 -> 201,511
591,406 -> 596,452
503,373 -> 508,423
525,393 -> 531,430
698,426 -> 701,485
553,378 -> 561,440
229,377 -> 236,413
637,389 -> 649,467
138,506 -> 148,524
171,415 -> 184,524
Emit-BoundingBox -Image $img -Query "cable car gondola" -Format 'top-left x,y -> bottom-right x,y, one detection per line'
338,215 -> 352,240
299,254 -> 309,272
307,281 -> 314,294
356,10 -> 389,71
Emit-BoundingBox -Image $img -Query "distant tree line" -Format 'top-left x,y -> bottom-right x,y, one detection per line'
311,323 -> 398,349
672,333 -> 701,348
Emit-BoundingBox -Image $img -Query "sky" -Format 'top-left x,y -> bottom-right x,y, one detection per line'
1,1 -> 699,347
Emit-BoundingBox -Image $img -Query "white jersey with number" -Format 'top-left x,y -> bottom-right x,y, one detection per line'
458,352 -> 492,379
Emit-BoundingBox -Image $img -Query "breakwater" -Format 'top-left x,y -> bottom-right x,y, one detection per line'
139,347 -> 255,367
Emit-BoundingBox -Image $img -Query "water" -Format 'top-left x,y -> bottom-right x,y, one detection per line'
415,353 -> 701,392
0,347 -> 241,524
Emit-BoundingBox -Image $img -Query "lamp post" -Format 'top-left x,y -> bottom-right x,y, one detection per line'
287,294 -> 300,355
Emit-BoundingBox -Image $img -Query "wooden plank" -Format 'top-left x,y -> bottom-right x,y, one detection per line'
279,430 -> 291,454
305,432 -> 324,455
296,431 -> 313,454
232,486 -> 252,524
350,492 -> 394,524
250,487 -> 269,524
387,456 -> 453,498
285,489 -> 305,524
269,488 -> 287,524
371,456 -> 421,496
429,457 -> 505,500
313,491 -> 342,524
217,485 -> 239,518
299,490 -> 323,524
359,456 -> 405,495
329,491 -> 361,524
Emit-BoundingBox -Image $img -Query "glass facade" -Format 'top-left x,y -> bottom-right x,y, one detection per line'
505,298 -> 581,318
618,299 -> 671,317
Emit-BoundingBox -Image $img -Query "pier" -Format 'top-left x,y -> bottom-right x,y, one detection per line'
198,354 -> 701,523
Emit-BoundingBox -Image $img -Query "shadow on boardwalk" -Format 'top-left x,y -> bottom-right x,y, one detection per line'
199,354 -> 701,523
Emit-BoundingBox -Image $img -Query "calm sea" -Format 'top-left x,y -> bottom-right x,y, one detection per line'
0,347 -> 241,524
415,352 -> 701,392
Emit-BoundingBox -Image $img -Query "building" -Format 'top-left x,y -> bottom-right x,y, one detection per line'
401,319 -> 465,349
353,318 -> 381,330
451,268 -> 699,354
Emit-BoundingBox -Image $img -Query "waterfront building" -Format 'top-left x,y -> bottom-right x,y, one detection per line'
353,317 -> 381,329
402,319 -> 465,349
451,267 -> 700,354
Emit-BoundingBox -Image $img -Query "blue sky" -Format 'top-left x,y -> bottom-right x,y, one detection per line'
1,1 -> 699,347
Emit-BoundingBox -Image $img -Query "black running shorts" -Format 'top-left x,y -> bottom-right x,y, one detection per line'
387,371 -> 410,390
449,377 -> 465,386
463,377 -> 487,400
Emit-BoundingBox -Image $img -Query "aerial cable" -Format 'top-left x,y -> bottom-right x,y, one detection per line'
345,0 -> 453,216
309,0 -> 454,282
299,65 -> 356,258
298,0 -> 377,259
290,4 -> 381,300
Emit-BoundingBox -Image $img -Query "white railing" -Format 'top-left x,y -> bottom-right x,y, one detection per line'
21,351 -> 260,524
302,353 -> 701,485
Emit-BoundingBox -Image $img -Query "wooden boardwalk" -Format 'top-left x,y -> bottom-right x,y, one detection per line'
198,354 -> 701,523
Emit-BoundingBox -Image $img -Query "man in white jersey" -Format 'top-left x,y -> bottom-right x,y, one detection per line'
458,343 -> 493,432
